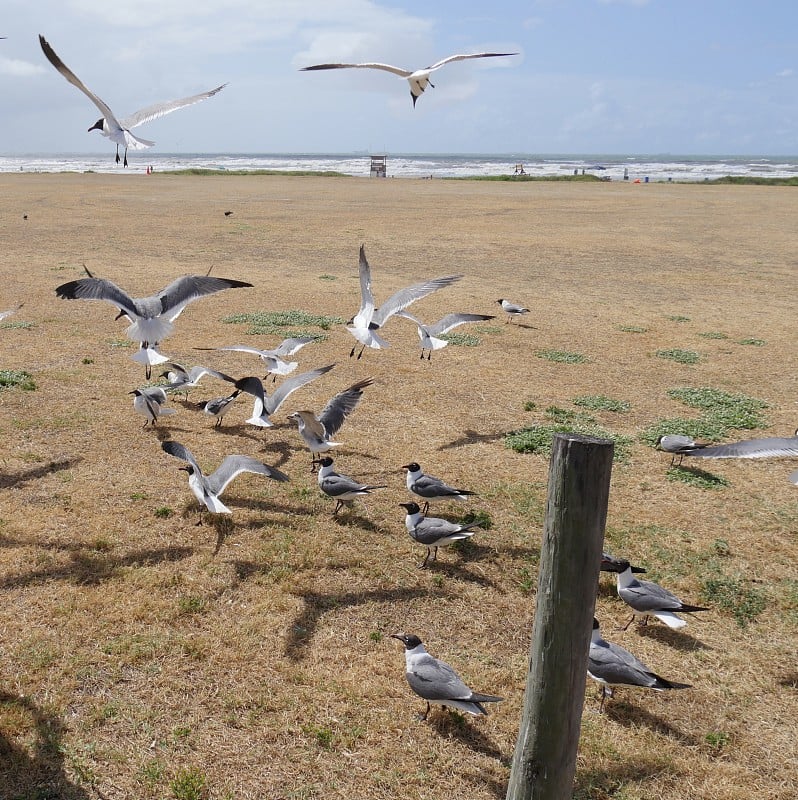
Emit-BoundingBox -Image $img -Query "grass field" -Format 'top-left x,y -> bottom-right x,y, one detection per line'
0,174 -> 796,799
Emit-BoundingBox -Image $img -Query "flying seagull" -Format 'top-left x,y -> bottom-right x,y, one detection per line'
655,434 -> 711,466
39,35 -> 226,167
401,462 -> 474,513
288,377 -> 374,469
347,244 -> 461,358
230,364 -> 335,427
677,429 -> 798,460
396,311 -> 495,359
301,52 -> 518,107
496,298 -> 529,323
390,633 -> 503,721
130,386 -> 176,427
588,619 -> 690,711
602,558 -> 708,630
204,337 -> 317,380
0,303 -> 23,322
160,363 -> 235,399
55,267 -> 252,377
198,391 -> 241,428
161,439 -> 288,520
316,457 -> 386,515
400,501 -> 481,568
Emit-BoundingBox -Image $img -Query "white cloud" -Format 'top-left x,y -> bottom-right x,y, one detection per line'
777,68 -> 794,78
0,57 -> 45,77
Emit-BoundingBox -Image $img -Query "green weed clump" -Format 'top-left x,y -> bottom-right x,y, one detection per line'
223,309 -> 342,337
656,348 -> 700,365
700,576 -> 767,627
505,422 -> 632,462
536,348 -> 588,364
738,337 -> 766,346
0,369 -> 36,391
169,766 -> 206,800
617,324 -> 647,333
698,331 -> 729,340
440,332 -> 480,347
666,465 -> 729,490
573,395 -> 631,413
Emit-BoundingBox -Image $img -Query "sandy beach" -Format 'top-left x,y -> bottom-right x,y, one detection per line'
0,174 -> 796,798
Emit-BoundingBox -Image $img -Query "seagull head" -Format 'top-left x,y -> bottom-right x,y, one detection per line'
400,502 -> 421,515
390,632 -> 423,650
88,118 -> 104,133
401,462 -> 421,472
318,457 -> 334,468
178,464 -> 195,475
600,557 -> 631,574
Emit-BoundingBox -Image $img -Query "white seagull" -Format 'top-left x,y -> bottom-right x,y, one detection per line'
390,633 -> 503,721
161,439 -> 289,519
205,337 -> 317,380
588,619 -> 690,711
198,390 -> 241,428
602,559 -> 708,630
287,377 -> 374,469
301,52 -> 518,107
316,457 -> 386,515
655,434 -> 711,466
130,387 -> 176,427
39,35 -> 226,167
401,462 -> 474,513
160,363 -> 235,399
55,267 -> 252,378
230,364 -> 335,427
347,244 -> 461,358
399,501 -> 481,568
497,298 -> 529,323
396,310 -> 495,359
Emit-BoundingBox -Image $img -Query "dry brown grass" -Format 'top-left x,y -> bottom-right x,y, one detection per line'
0,173 -> 796,799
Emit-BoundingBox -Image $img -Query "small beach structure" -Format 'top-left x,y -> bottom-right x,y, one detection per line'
513,163 -> 526,175
370,155 -> 387,177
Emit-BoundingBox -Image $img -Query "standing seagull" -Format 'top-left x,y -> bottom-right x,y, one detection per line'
402,462 -> 474,513
396,310 -> 495,360
55,267 -> 252,377
588,619 -> 690,711
400,502 -> 481,568
161,440 -> 288,520
301,52 -> 518,107
39,35 -> 226,167
602,559 -> 708,630
497,298 -> 529,323
390,633 -> 503,721
316,457 -> 386,515
130,387 -> 176,427
347,245 -> 461,358
288,377 -> 374,469
655,434 -> 711,466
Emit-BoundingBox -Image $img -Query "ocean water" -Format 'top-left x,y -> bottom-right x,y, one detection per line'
1,152 -> 797,182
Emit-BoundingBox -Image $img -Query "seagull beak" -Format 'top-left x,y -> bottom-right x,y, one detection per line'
390,633 -> 407,644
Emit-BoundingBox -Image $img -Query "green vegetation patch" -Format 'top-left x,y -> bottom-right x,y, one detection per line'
1,320 -> 35,330
698,331 -> 729,340
505,422 -> 633,462
667,387 -> 768,430
666,465 -> 729,490
738,337 -> 766,346
164,168 -> 347,177
617,324 -> 647,333
0,369 -> 36,391
440,332 -> 480,347
666,315 -> 691,322
545,406 -> 597,426
536,348 -> 588,364
223,309 -> 342,337
656,348 -> 700,364
573,395 -> 630,413
701,575 -> 767,627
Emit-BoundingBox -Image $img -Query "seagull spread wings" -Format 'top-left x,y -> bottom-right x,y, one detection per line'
318,378 -> 374,437
120,84 -> 227,130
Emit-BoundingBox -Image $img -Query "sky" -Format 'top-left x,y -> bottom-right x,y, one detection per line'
1,0 -> 796,156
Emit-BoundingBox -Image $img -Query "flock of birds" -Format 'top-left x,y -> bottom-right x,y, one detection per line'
29,34 -> 519,167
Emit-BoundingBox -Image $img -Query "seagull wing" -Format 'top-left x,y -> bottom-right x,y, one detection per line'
372,275 -> 462,327
119,84 -> 227,130
156,275 -> 253,319
161,440 -> 202,475
55,274 -> 139,319
589,640 -> 659,687
266,363 -> 335,415
187,365 -> 236,384
426,52 -> 519,72
352,244 -> 376,328
620,580 -> 684,613
685,435 -> 798,459
0,303 -> 24,321
271,336 -> 317,357
407,653 -> 475,701
318,378 -> 373,437
301,62 -> 412,78
216,344 -> 270,358
38,35 -> 123,131
426,313 -> 495,337
206,455 -> 289,497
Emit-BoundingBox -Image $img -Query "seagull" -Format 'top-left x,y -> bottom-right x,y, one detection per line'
396,311 -> 495,359
287,377 -> 374,469
159,363 -> 235,399
588,619 -> 690,711
301,52 -> 518,107
130,387 -> 176,427
390,633 -> 503,721
677,429 -> 798,460
347,244 -> 461,359
0,303 -> 23,322
55,266 -> 252,377
161,439 -> 289,520
316,457 -> 386,515
399,502 -> 481,568
198,391 -> 241,428
39,35 -> 226,167
497,298 -> 529,323
230,364 -> 335,427
401,462 -> 474,513
205,337 -> 317,380
601,559 -> 708,630
655,434 -> 711,465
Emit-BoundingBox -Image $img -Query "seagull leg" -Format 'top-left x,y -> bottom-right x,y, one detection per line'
357,345 -> 365,360
333,500 -> 343,516
619,614 -> 636,631
422,501 -> 430,514
115,145 -> 120,164
418,701 -> 431,722
123,147 -> 128,168
420,548 -> 431,569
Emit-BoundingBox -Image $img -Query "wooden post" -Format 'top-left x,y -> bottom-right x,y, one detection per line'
506,433 -> 614,800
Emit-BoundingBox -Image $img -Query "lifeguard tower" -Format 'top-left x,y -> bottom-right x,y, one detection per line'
370,155 -> 387,178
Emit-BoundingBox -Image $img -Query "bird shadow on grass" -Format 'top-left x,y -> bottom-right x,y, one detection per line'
284,587 -> 443,661
437,429 -> 507,452
207,424 -> 264,444
0,545 -> 194,590
603,699 -> 699,745
0,457 -> 82,489
634,622 -> 712,652
573,756 -> 679,799
331,512 -> 390,534
426,710 -> 510,767
421,558 -> 501,591
0,691 -> 90,800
